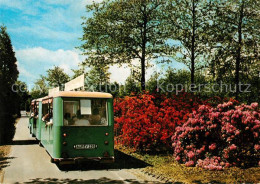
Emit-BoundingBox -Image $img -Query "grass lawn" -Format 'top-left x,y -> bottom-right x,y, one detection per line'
116,145 -> 260,183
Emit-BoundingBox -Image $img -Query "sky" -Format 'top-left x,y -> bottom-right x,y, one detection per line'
0,0 -> 186,90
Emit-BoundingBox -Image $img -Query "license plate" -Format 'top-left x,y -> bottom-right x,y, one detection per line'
73,144 -> 98,149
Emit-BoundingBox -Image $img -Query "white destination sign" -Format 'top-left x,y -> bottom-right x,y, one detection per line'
64,74 -> 85,91
48,87 -> 59,96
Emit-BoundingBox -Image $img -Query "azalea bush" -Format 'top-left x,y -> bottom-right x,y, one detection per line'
172,101 -> 260,170
114,92 -> 202,151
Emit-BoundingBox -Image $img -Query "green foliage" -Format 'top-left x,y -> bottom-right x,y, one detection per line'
14,81 -> 30,111
208,0 -> 260,100
45,66 -> 69,89
71,64 -> 87,79
78,0 -> 259,102
0,26 -> 19,88
86,65 -> 111,90
31,66 -> 69,99
146,72 -> 160,93
71,62 -> 111,92
80,0 -> 171,90
30,75 -> 48,99
119,75 -> 141,97
165,0 -> 212,83
0,26 -> 19,143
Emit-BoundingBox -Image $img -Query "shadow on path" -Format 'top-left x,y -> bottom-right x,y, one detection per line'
20,177 -> 168,184
0,157 -> 15,170
58,150 -> 151,171
8,140 -> 38,145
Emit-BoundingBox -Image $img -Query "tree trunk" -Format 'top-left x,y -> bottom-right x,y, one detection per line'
141,57 -> 145,91
191,0 -> 196,84
235,1 -> 244,99
141,5 -> 147,91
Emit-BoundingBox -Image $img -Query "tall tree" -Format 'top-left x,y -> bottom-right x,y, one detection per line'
120,71 -> 141,96
87,65 -> 110,88
45,66 -> 69,89
14,81 -> 30,111
30,75 -> 48,99
71,62 -> 111,91
0,26 -> 19,143
165,0 -> 212,84
211,0 -> 260,98
80,0 -> 170,90
71,63 -> 87,79
0,26 -> 19,90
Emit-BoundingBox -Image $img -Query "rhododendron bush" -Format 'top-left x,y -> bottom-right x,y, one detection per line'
172,101 -> 260,170
114,92 -> 202,151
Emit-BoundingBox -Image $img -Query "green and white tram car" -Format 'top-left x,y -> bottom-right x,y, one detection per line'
29,91 -> 114,164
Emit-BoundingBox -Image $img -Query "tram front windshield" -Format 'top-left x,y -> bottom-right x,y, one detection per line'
63,99 -> 108,126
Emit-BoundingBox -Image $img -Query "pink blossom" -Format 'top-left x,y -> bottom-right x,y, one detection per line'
227,102 -> 233,106
229,144 -> 237,151
251,102 -> 258,109
205,132 -> 210,137
187,151 -> 195,158
225,163 -> 230,168
175,156 -> 181,161
235,130 -> 240,135
217,104 -> 222,109
172,100 -> 259,170
227,137 -> 231,142
201,145 -> 205,152
254,144 -> 260,151
209,143 -> 217,150
220,162 -> 225,166
185,160 -> 195,167
223,153 -> 229,159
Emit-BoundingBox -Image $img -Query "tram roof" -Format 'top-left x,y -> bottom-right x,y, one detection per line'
51,91 -> 113,98
32,97 -> 44,102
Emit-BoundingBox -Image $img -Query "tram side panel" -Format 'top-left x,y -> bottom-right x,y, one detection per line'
52,97 -> 62,158
40,98 -> 59,157
41,120 -> 52,152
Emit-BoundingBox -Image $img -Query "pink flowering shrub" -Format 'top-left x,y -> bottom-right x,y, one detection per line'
172,101 -> 260,170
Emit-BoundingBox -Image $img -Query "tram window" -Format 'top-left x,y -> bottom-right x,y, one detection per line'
63,99 -> 108,126
42,104 -> 49,121
42,104 -> 48,116
64,101 -> 80,126
31,104 -> 38,118
30,105 -> 34,117
36,104 -> 39,117
42,99 -> 53,123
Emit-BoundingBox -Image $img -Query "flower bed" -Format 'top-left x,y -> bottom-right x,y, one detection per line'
114,92 -> 202,151
114,93 -> 259,170
172,101 -> 260,170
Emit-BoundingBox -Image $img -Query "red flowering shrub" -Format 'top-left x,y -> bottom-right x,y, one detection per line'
156,93 -> 202,145
114,93 -> 164,151
114,92 -> 202,151
172,101 -> 260,170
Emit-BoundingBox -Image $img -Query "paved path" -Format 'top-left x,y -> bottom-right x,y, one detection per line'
3,117 -> 161,183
